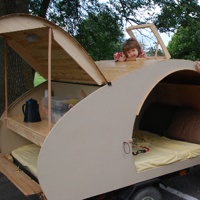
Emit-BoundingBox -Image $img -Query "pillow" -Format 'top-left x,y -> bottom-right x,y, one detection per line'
166,108 -> 200,144
139,103 -> 177,135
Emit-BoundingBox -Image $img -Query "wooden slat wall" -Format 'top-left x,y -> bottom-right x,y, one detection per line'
153,83 -> 200,110
5,27 -> 96,84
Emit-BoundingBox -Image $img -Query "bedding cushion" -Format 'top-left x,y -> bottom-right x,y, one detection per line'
11,144 -> 40,178
139,103 -> 177,135
167,108 -> 200,144
133,130 -> 200,172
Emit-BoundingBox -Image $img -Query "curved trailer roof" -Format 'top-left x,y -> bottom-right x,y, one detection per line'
0,14 -> 108,85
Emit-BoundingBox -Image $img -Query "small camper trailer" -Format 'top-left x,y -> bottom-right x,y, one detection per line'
0,14 -> 200,200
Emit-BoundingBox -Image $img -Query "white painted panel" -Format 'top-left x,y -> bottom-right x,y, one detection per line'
38,60 -> 197,200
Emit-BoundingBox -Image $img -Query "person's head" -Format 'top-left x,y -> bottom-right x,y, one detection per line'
122,38 -> 142,58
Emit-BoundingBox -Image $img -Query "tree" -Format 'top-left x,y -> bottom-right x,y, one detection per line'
146,47 -> 164,57
151,0 -> 200,33
167,22 -> 200,60
0,0 -> 34,115
150,0 -> 200,60
28,0 -> 162,60
75,9 -> 124,61
29,0 -> 160,35
29,0 -> 104,36
30,0 -> 126,60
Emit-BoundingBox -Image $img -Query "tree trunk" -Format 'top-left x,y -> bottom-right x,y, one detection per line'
39,0 -> 51,18
0,0 -> 34,116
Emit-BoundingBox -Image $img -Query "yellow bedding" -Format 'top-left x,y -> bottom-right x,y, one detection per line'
11,144 -> 40,178
11,130 -> 200,176
133,130 -> 200,172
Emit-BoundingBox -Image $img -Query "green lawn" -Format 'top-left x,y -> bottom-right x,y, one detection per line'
34,72 -> 46,87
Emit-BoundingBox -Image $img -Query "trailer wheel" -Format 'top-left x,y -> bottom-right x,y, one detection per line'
131,186 -> 162,200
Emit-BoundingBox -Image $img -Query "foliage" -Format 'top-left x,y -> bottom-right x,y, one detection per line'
28,0 -> 170,61
150,0 -> 200,60
167,22 -> 200,60
107,0 -> 154,26
146,47 -> 164,57
29,0 -> 104,35
151,0 -> 200,32
27,0 -> 200,61
29,0 -> 200,33
34,72 -> 46,87
29,0 -> 126,60
75,9 -> 124,60
29,0 -> 170,35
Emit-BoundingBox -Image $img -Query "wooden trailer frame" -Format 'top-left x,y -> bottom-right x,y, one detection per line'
0,14 -> 200,200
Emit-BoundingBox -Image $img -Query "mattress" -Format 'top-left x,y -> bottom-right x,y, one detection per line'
11,144 -> 40,178
11,131 -> 200,176
133,130 -> 200,172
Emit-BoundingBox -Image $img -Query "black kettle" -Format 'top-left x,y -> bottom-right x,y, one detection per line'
22,98 -> 41,123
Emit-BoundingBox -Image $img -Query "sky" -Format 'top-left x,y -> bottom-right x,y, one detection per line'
160,33 -> 172,46
124,25 -> 172,47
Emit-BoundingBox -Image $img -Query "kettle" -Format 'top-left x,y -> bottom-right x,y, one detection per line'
22,98 -> 41,123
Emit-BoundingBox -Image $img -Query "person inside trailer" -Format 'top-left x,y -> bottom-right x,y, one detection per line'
114,38 -> 146,62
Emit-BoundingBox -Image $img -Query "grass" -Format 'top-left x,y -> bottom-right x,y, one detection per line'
34,72 -> 46,87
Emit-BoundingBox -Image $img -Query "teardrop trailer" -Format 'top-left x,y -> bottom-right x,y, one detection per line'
0,14 -> 200,200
